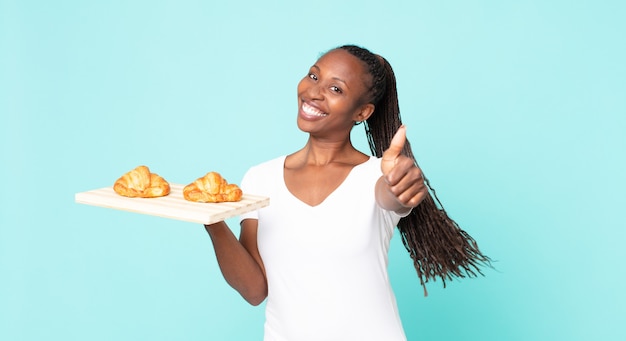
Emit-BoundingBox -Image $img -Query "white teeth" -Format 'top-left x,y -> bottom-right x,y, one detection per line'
302,102 -> 327,117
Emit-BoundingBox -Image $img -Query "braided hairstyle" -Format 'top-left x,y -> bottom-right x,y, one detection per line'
338,44 -> 492,296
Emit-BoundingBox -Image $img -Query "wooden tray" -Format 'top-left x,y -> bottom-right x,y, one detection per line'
75,183 -> 269,224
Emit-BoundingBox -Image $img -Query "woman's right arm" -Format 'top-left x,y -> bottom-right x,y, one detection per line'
204,219 -> 267,306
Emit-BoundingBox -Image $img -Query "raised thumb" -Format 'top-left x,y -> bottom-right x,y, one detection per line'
381,125 -> 406,174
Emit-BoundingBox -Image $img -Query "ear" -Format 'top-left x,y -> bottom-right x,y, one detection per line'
354,103 -> 375,124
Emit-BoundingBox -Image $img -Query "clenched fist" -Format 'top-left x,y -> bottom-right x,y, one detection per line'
380,126 -> 428,209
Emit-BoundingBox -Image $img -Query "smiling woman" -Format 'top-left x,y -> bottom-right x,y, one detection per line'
3,0 -> 624,340
203,44 -> 492,341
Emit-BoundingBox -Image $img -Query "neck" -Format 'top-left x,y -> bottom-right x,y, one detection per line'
299,136 -> 358,166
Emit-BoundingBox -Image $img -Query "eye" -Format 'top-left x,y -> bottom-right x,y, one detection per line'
330,86 -> 342,94
308,73 -> 318,81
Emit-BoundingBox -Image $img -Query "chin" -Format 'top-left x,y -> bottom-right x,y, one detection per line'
296,118 -> 309,132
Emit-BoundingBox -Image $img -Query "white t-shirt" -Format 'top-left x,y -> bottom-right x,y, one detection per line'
239,155 -> 407,341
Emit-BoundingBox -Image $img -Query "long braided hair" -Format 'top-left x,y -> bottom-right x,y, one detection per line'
339,44 -> 492,296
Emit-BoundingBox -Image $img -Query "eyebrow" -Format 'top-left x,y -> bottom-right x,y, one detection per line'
311,64 -> 350,89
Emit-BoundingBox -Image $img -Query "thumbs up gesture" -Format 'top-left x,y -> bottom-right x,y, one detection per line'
378,126 -> 428,212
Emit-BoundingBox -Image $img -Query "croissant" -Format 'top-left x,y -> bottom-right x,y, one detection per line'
113,165 -> 170,198
183,171 -> 242,203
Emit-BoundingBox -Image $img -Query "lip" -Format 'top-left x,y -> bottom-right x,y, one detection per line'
299,101 -> 328,121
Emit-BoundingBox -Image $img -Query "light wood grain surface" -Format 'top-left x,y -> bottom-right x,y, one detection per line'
75,183 -> 269,224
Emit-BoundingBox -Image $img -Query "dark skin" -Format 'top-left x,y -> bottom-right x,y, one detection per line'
205,49 -> 427,305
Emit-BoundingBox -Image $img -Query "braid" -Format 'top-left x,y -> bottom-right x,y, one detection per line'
339,44 -> 492,296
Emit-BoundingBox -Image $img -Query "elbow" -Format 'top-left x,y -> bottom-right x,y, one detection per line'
246,295 -> 267,306
242,289 -> 267,306
231,279 -> 267,306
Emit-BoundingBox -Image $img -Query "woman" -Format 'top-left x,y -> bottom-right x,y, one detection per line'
205,45 -> 490,340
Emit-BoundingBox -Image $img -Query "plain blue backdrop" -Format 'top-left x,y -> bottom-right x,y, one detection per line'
1,0 -> 624,340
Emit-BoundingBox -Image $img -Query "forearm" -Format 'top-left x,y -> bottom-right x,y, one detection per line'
205,222 -> 267,305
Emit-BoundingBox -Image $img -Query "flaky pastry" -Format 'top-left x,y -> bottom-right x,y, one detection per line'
183,172 -> 242,203
113,165 -> 170,198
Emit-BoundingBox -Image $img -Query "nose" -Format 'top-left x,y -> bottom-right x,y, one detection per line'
305,82 -> 324,101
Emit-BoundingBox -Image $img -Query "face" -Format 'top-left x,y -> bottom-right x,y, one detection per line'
296,49 -> 375,137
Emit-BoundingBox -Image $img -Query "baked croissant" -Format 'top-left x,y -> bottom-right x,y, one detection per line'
183,172 -> 242,203
113,165 -> 170,198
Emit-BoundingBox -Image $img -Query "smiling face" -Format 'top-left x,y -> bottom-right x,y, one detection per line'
296,49 -> 375,138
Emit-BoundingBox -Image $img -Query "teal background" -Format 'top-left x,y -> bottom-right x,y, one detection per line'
1,0 -> 625,340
